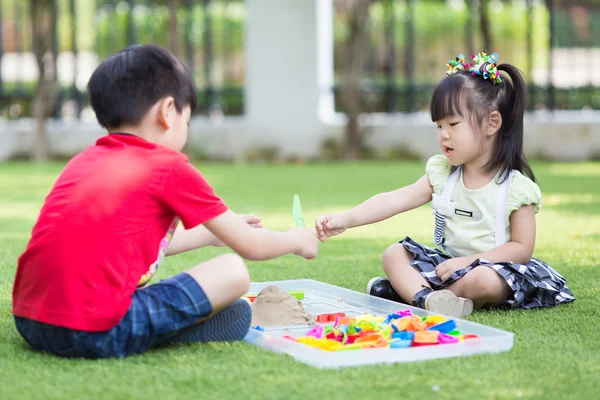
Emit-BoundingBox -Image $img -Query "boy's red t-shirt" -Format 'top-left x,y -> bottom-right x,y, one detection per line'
12,134 -> 228,332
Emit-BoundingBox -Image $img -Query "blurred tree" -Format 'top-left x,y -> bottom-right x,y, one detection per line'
337,0 -> 373,160
166,0 -> 179,55
30,0 -> 59,163
479,0 -> 492,51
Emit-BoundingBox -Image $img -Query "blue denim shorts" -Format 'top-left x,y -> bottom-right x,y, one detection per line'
14,272 -> 213,358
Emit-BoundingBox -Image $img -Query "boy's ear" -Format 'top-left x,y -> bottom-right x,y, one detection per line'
487,110 -> 502,137
156,97 -> 176,130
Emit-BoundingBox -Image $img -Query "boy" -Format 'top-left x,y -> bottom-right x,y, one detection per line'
12,44 -> 319,358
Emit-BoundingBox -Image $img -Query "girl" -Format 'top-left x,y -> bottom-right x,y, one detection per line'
315,52 -> 575,318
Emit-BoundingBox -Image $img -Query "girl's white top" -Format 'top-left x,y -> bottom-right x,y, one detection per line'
427,155 -> 542,258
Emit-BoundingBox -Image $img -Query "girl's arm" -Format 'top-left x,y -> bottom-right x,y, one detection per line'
346,175 -> 434,228
316,175 -> 433,241
436,204 -> 536,282
465,204 -> 535,265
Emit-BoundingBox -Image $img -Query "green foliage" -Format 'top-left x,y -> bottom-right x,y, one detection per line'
1,0 -> 599,114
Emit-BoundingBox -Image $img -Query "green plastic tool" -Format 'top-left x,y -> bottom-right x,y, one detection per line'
244,290 -> 305,300
292,194 -> 305,228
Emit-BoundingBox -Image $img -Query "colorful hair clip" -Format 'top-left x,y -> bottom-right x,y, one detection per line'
469,51 -> 502,84
446,54 -> 469,76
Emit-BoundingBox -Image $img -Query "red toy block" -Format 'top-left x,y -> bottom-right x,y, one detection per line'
316,312 -> 346,323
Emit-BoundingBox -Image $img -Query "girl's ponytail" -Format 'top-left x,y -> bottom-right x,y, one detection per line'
494,64 -> 536,182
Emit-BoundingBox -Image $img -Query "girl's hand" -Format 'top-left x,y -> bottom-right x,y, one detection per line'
435,257 -> 472,282
213,214 -> 263,247
314,213 -> 349,242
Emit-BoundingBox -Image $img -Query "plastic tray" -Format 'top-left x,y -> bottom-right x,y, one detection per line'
243,279 -> 514,369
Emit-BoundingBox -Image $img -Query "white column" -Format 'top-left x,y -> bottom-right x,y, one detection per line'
244,0 -> 334,156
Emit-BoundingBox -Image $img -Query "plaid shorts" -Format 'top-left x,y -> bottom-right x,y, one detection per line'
14,272 -> 213,358
400,237 -> 575,309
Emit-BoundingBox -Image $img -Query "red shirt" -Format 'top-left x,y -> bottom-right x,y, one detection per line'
12,134 -> 228,331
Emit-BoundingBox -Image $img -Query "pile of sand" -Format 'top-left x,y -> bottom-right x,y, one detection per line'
250,286 -> 315,327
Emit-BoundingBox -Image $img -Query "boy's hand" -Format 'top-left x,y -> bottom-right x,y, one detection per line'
315,213 -> 349,242
204,210 -> 316,261
241,214 -> 263,229
290,228 -> 319,259
213,214 -> 263,247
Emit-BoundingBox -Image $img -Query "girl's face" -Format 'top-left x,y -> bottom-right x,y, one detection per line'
435,115 -> 483,167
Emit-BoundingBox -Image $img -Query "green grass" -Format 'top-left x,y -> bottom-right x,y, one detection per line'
1,160 -> 599,400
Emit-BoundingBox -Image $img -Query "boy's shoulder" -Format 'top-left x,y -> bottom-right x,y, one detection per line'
91,134 -> 188,166
58,134 -> 191,188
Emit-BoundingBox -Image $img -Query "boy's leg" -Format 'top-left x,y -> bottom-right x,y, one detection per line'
382,243 -> 431,304
445,266 -> 512,309
156,299 -> 251,345
12,254 -> 252,359
184,253 -> 250,315
150,253 -> 252,347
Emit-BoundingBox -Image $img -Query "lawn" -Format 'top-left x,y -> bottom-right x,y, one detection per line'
1,160 -> 599,400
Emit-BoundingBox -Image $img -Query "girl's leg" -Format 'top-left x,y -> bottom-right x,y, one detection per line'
445,266 -> 512,309
382,243 -> 430,304
382,243 -> 473,317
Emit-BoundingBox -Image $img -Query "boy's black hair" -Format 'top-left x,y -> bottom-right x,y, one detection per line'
430,63 -> 535,183
87,44 -> 198,129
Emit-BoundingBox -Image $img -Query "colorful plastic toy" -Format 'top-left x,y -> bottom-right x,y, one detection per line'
427,319 -> 456,334
286,310 -> 481,352
413,330 -> 440,346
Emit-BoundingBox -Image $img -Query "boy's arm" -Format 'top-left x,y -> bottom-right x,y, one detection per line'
204,210 -> 318,261
160,160 -> 317,260
166,225 -> 215,256
166,214 -> 262,256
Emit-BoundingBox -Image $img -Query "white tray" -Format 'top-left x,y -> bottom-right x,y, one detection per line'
243,279 -> 514,369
